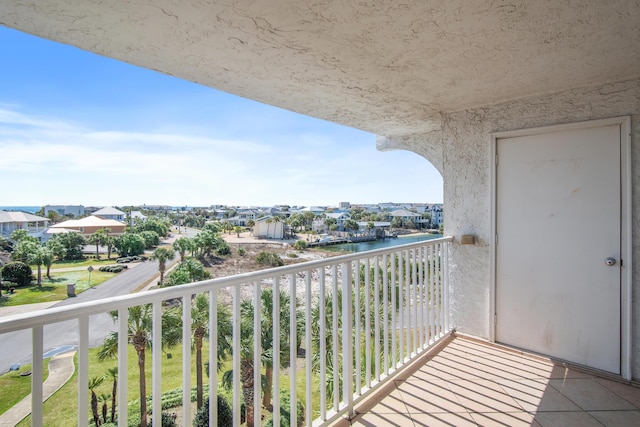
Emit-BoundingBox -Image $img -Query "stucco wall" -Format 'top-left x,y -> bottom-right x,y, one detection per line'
386,78 -> 640,378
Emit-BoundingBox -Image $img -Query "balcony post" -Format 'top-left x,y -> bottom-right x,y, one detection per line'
341,262 -> 353,417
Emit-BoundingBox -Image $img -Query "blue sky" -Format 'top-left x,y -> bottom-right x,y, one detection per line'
0,26 -> 443,208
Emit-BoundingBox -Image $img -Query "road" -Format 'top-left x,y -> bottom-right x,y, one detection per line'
0,252 -> 181,373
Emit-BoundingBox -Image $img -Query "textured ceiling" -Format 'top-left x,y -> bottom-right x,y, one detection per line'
1,0 -> 639,136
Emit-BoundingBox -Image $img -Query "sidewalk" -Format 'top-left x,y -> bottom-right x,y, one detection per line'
0,351 -> 76,427
0,301 -> 58,318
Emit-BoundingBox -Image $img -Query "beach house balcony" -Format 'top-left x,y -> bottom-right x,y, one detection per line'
1,237 -> 640,426
0,1 -> 639,426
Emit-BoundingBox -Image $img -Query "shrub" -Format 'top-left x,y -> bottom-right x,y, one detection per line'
256,251 -> 284,267
1,261 -> 32,286
287,253 -> 298,258
237,247 -> 246,256
264,390 -> 304,427
215,243 -> 231,256
99,265 -> 127,273
293,239 -> 307,250
193,396 -> 233,427
148,412 -> 177,427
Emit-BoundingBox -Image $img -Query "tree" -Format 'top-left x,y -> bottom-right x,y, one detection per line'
149,247 -> 175,287
165,258 -> 211,287
9,229 -> 30,243
303,211 -> 316,230
88,229 -> 110,259
172,237 -> 192,262
234,226 -> 242,237
222,289 -> 302,422
98,305 -> 181,427
324,217 -> 337,233
46,237 -> 66,261
105,367 -> 118,423
49,232 -> 86,260
366,221 -> 375,235
114,233 -> 145,257
246,219 -> 255,235
88,376 -> 104,427
140,231 -> 160,249
42,248 -> 54,279
1,261 -> 32,286
265,217 -> 273,239
189,294 -> 233,410
344,219 -> 359,234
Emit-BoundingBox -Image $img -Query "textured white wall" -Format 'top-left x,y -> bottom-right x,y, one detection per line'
384,78 -> 640,378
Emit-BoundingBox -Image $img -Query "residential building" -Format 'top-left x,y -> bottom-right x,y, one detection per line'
129,210 -> 147,226
252,215 -> 284,239
43,204 -> 84,217
92,207 -> 126,222
48,216 -> 126,236
0,211 -> 49,240
2,2 -> 639,426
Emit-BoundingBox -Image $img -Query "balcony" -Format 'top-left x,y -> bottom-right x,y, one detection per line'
1,236 -> 638,427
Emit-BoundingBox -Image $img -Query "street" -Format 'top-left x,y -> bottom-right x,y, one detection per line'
0,253 -> 180,373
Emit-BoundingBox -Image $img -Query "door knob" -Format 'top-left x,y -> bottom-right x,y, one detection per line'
605,257 -> 617,266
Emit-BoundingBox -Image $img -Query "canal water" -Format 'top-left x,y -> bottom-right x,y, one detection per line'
324,233 -> 443,253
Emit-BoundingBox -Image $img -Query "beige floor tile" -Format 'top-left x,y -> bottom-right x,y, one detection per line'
549,378 -> 637,411
532,411 -> 603,427
367,385 -> 407,414
412,412 -> 477,427
588,410 -> 640,426
396,379 -> 467,413
351,412 -> 415,427
470,411 -> 541,426
496,378 -> 582,412
426,356 -> 484,381
594,378 -> 640,408
546,364 -> 595,379
447,379 -> 524,413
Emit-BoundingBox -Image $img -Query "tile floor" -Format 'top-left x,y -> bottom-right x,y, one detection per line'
334,335 -> 640,426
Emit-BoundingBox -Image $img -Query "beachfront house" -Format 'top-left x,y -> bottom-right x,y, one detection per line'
1,2 -> 639,426
0,211 -> 49,241
92,206 -> 126,222
48,216 -> 126,237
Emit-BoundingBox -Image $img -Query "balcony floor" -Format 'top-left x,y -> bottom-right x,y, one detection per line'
334,335 -> 640,426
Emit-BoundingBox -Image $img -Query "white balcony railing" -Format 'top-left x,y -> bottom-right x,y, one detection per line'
0,237 -> 452,427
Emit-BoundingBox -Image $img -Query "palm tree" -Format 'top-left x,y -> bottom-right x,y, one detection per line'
98,305 -> 181,427
189,294 -> 233,409
272,216 -> 282,239
88,376 -> 104,427
149,247 -> 176,287
172,237 -> 191,262
265,217 -> 273,239
223,288 -> 302,422
105,367 -> 118,423
246,219 -> 255,235
98,393 -> 110,425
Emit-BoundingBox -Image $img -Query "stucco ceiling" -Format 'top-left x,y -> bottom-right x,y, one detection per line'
1,1 -> 639,137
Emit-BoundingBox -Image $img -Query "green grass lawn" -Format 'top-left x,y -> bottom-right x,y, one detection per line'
11,341 -> 320,427
46,257 -> 120,270
0,270 -> 116,307
0,360 -> 49,415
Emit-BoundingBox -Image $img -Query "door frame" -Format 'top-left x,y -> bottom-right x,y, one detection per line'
489,116 -> 632,379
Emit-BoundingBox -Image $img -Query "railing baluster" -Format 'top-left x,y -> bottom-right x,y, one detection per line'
397,252 -> 404,363
405,250 -> 411,358
412,248 -> 418,355
376,256 -> 380,386
117,308 -> 128,427
358,258 -> 370,394
417,247 -> 424,349
331,264 -> 339,411
253,281 -> 261,427
305,270 -> 313,427
182,294 -> 192,427
436,243 -> 442,337
289,272 -> 297,427
152,301 -> 162,426
354,259 -> 361,395
78,315 -> 89,427
273,277 -> 281,427
209,289 -> 218,427
232,286 -> 241,427
443,241 -> 450,331
429,245 -> 435,343
31,325 -> 43,427
382,253 -> 389,376
319,270 -> 327,421
390,252 -> 397,370
342,262 -> 353,418
372,256 -> 378,383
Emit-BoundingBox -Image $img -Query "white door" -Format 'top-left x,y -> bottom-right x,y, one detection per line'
495,123 -> 621,374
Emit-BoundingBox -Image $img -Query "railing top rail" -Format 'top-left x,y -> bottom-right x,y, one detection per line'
0,236 -> 452,334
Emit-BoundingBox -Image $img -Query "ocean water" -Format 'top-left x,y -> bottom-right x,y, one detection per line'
0,206 -> 41,213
